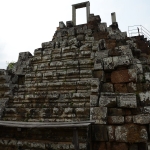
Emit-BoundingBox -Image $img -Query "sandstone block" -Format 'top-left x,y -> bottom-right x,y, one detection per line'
93,70 -> 104,79
103,57 -> 114,70
94,59 -> 103,70
145,72 -> 150,82
118,45 -> 133,56
143,106 -> 150,114
34,48 -> 43,56
139,91 -> 150,106
90,107 -> 107,124
68,38 -> 78,46
107,126 -> 115,141
80,43 -> 92,51
64,108 -> 73,114
113,55 -> 132,68
114,84 -> 128,93
85,36 -> 94,41
132,58 -> 143,74
99,94 -> 116,107
98,23 -> 107,32
108,108 -> 124,116
117,93 -> 137,108
115,125 -> 148,142
108,116 -> 124,124
127,82 -> 137,92
133,114 -> 150,124
111,69 -> 137,83
102,83 -> 114,92
90,95 -> 98,107
95,50 -> 109,59
91,78 -> 100,93
125,116 -> 133,123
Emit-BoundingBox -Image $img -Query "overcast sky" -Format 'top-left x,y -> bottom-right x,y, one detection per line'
0,0 -> 150,69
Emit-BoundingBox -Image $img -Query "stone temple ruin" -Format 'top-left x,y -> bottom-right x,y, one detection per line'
0,1 -> 150,150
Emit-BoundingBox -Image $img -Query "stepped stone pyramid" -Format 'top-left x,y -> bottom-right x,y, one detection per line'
0,1 -> 150,150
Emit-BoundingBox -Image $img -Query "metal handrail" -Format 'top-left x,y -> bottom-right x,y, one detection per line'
128,25 -> 150,41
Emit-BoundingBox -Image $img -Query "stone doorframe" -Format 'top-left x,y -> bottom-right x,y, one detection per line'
72,1 -> 90,26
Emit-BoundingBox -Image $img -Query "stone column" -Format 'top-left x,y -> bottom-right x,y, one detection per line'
72,6 -> 76,25
86,2 -> 90,22
111,12 -> 116,23
72,1 -> 90,25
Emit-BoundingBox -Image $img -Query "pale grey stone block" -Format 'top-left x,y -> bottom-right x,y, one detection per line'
115,126 -> 128,142
108,116 -> 124,124
95,50 -> 109,59
90,95 -> 98,107
139,91 -> 150,106
103,57 -> 114,70
98,23 -> 107,31
90,107 -> 107,124
133,114 -> 150,124
117,93 -> 137,108
99,95 -> 116,107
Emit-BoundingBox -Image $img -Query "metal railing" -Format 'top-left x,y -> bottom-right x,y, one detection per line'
128,25 -> 150,41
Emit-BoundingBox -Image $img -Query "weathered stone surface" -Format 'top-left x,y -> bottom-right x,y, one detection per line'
142,106 -> 150,114
127,82 -> 137,92
99,94 -> 116,107
111,69 -> 137,83
107,126 -> 115,141
145,72 -> 150,82
117,93 -> 137,108
95,50 -> 109,59
85,36 -> 94,41
132,58 -> 143,74
98,23 -> 107,32
90,107 -> 107,124
125,116 -> 133,123
118,45 -> 133,56
102,83 -> 114,92
108,116 -> 124,124
114,84 -> 128,93
113,55 -> 133,68
139,91 -> 150,106
103,57 -> 114,70
108,108 -> 124,116
94,59 -> 103,70
90,95 -> 98,107
133,114 -> 150,124
115,125 -> 148,142
91,78 -> 100,93
93,70 -> 104,79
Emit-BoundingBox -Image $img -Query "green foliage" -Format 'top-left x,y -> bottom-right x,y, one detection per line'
6,61 -> 15,70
